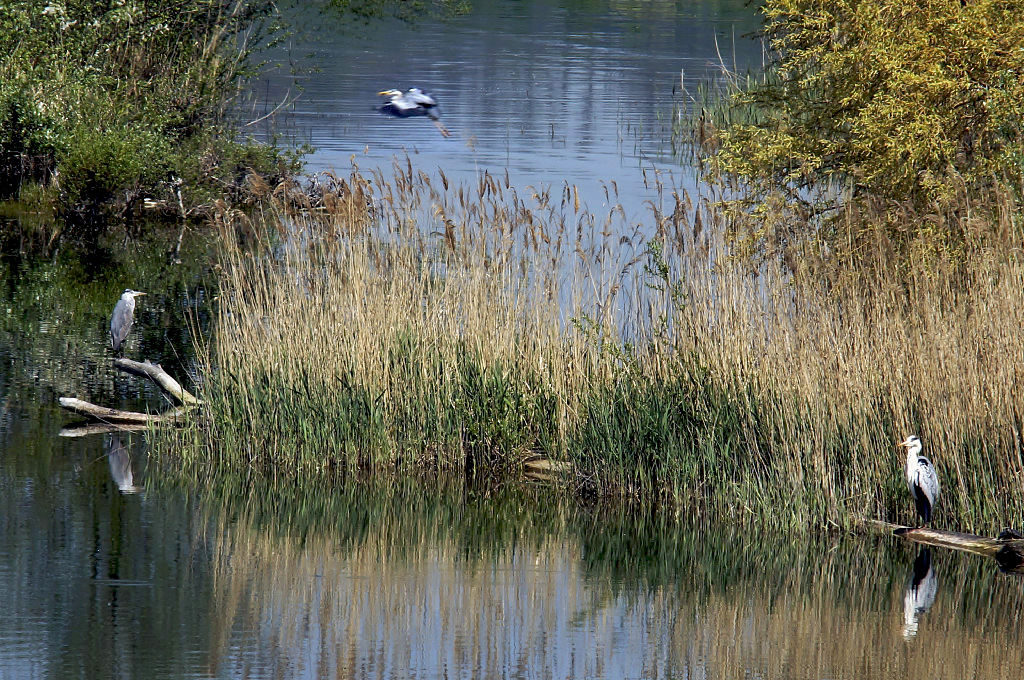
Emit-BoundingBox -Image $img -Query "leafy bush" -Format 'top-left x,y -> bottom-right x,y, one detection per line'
708,0 -> 1024,258
0,0 -> 289,222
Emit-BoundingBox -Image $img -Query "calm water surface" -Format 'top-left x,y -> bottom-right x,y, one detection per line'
248,0 -> 764,222
3,2 -> 1024,678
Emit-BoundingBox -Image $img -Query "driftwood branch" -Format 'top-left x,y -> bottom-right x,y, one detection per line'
860,519 -> 1024,574
58,397 -> 189,424
58,360 -> 200,426
112,358 -> 202,405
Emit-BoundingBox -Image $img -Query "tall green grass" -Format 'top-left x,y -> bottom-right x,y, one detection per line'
174,162 -> 1024,531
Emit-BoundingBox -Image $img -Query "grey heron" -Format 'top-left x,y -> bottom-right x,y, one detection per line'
110,289 -> 146,354
899,435 -> 940,526
377,87 -> 451,137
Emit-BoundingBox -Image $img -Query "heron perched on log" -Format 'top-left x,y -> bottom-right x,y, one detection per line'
110,289 -> 146,354
899,435 -> 940,526
377,87 -> 451,137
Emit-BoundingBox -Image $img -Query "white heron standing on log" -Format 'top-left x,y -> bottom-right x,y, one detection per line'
110,289 -> 146,354
899,435 -> 940,526
377,87 -> 451,137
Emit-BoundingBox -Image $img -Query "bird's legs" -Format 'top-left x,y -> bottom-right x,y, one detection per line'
433,120 -> 451,138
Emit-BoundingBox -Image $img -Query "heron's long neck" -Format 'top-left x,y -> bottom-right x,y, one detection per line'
906,444 -> 923,468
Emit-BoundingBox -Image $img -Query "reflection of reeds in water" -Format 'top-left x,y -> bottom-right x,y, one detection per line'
199,485 -> 1024,679
686,583 -> 1024,680
204,492 -> 620,677
192,160 -> 1024,529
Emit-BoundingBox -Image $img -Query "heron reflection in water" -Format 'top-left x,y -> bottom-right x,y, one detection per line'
106,434 -> 142,494
902,548 -> 937,640
377,87 -> 451,137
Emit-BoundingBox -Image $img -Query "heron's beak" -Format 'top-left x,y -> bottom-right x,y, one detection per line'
377,90 -> 395,96
896,438 -> 911,449
134,292 -> 147,296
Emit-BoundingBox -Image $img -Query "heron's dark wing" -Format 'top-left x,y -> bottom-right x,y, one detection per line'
916,456 -> 940,503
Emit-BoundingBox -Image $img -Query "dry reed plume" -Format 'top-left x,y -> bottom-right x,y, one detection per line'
191,159 -> 1024,530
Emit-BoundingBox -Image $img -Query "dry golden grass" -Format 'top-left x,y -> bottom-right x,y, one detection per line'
192,161 -> 1024,529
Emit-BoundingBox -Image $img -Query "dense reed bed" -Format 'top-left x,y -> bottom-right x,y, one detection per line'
180,160 -> 1024,531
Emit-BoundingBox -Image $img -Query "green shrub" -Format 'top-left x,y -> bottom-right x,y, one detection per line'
0,0 -> 289,222
708,0 -> 1024,258
61,122 -> 170,205
0,85 -> 61,196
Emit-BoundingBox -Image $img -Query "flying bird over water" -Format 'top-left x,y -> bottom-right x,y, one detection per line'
110,289 -> 146,354
377,87 -> 451,137
899,435 -> 940,526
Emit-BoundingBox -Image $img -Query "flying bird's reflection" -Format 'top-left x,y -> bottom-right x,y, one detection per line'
902,548 -> 938,640
105,433 -> 142,494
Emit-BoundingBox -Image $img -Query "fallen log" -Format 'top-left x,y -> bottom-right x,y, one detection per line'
112,358 -> 202,405
860,519 -> 1024,574
59,360 -> 200,426
58,397 -> 189,424
523,453 -> 573,483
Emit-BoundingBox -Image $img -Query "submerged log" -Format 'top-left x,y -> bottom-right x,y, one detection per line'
861,519 -> 1024,574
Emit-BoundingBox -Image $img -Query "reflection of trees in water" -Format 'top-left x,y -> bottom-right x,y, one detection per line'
903,549 -> 938,640
0,227 -> 212,417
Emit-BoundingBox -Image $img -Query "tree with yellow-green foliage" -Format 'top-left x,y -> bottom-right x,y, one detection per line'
710,0 -> 1024,258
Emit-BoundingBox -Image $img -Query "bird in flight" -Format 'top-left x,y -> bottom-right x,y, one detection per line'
377,87 -> 451,137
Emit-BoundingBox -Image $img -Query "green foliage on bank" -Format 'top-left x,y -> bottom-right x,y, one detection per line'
706,0 -> 1024,258
328,0 -> 470,22
0,0 -> 292,224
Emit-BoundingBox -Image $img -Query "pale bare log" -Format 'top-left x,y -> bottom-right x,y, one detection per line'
57,397 -> 189,424
523,454 -> 573,483
113,358 -> 202,405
